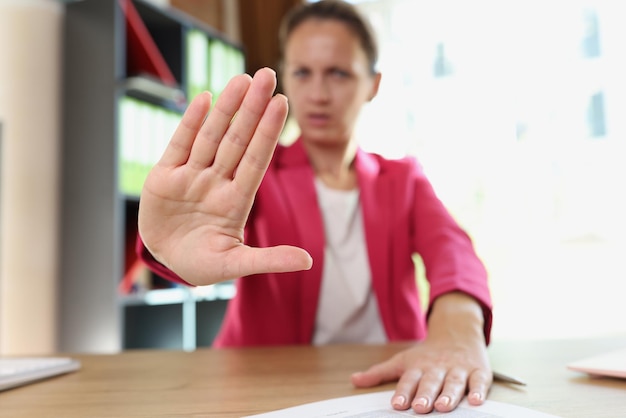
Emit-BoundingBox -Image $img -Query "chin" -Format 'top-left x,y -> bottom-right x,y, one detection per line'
301,130 -> 350,145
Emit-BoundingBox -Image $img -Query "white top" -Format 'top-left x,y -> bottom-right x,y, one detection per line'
312,179 -> 387,345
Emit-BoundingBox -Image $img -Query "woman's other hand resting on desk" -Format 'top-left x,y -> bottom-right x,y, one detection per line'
138,68 -> 313,286
351,292 -> 492,413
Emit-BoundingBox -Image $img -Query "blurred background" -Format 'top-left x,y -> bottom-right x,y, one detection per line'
348,0 -> 626,341
1,0 -> 624,355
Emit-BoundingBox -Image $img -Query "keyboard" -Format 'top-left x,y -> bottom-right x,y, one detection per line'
0,357 -> 81,391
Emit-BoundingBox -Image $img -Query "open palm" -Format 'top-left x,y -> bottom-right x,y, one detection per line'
138,68 -> 312,286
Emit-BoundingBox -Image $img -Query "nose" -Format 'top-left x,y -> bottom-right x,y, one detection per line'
307,75 -> 331,103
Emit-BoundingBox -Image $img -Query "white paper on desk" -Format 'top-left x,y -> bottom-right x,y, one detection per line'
243,390 -> 560,418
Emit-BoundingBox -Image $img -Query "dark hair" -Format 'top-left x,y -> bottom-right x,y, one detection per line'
279,0 -> 379,75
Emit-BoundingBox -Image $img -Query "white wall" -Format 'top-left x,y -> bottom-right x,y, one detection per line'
0,0 -> 63,355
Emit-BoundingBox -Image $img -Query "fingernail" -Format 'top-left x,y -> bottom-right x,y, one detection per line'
436,395 -> 451,408
413,397 -> 428,409
469,392 -> 483,403
392,395 -> 405,408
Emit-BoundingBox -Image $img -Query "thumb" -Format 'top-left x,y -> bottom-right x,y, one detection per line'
234,245 -> 313,277
351,357 -> 402,388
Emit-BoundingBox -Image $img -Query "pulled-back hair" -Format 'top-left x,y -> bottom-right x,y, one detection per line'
279,0 -> 379,74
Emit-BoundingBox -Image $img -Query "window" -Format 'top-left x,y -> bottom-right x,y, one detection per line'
587,91 -> 606,137
581,9 -> 601,58
433,42 -> 454,77
351,0 -> 626,340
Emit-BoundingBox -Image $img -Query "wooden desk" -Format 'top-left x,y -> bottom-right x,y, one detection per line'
1,337 -> 625,417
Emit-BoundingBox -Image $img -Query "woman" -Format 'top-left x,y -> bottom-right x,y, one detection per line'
137,0 -> 493,414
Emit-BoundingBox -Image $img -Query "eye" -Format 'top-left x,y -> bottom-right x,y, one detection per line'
292,68 -> 310,78
330,68 -> 350,79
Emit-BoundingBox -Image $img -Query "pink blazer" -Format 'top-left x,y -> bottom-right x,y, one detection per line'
138,139 -> 493,347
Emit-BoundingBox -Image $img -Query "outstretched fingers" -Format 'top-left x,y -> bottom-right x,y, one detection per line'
187,72 -> 254,169
159,91 -> 212,167
211,68 -> 279,178
234,94 -> 288,196
157,68 -> 282,182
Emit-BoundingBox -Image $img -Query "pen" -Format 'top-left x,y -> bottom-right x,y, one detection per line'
492,370 -> 527,386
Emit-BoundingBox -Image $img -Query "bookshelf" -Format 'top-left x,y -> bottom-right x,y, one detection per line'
59,0 -> 244,353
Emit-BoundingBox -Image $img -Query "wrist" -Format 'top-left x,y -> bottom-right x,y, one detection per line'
427,292 -> 485,342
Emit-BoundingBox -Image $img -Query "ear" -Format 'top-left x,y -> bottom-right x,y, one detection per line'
368,72 -> 382,102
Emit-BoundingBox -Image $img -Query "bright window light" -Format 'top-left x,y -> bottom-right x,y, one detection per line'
350,0 -> 626,341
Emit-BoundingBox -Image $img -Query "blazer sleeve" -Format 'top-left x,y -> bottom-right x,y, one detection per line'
407,157 -> 493,342
135,233 -> 192,286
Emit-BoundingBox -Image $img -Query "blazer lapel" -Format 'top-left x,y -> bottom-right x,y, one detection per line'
355,150 -> 392,330
275,141 -> 325,343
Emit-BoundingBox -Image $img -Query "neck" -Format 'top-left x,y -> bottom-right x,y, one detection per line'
302,139 -> 358,190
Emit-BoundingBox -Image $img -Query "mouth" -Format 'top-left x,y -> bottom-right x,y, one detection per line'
306,113 -> 331,127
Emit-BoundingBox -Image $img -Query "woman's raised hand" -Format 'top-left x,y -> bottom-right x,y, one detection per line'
138,68 -> 312,285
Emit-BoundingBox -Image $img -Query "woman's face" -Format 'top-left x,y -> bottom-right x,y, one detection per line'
281,19 -> 381,146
